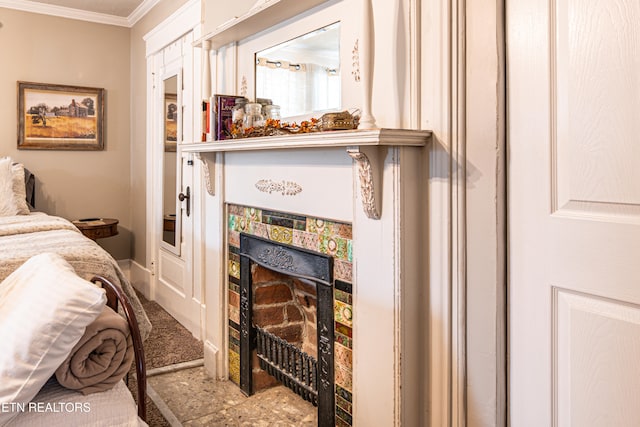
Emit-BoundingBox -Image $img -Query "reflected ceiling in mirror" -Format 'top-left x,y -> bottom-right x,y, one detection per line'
255,22 -> 340,119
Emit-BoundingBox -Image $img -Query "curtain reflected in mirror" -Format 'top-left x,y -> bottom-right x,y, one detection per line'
162,75 -> 178,248
255,22 -> 340,118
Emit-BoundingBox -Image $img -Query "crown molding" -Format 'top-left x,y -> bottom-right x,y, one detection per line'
128,0 -> 162,26
0,0 -> 161,28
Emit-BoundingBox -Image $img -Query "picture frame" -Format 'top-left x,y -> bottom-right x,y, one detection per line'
164,94 -> 178,152
17,81 -> 105,150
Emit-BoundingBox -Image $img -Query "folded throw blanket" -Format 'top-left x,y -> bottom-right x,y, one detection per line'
55,305 -> 134,395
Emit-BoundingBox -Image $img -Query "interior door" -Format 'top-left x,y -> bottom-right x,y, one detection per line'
508,1 -> 640,425
152,37 -> 201,339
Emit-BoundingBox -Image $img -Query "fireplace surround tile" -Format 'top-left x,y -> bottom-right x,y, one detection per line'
335,342 -> 353,368
334,300 -> 353,327
335,332 -> 352,349
292,230 -> 320,251
267,224 -> 294,244
227,203 -> 354,425
336,405 -> 353,425
319,235 -> 349,260
334,259 -> 353,282
335,289 -> 352,305
229,350 -> 240,384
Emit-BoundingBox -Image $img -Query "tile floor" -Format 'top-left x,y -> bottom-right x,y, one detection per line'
148,365 -> 317,426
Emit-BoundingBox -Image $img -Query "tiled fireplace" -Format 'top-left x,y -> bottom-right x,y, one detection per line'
227,204 -> 354,426
190,131 -> 430,426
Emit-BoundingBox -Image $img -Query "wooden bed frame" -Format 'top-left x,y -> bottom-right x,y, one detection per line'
91,275 -> 147,422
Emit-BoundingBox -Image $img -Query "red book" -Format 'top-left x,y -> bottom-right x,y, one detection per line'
201,100 -> 209,141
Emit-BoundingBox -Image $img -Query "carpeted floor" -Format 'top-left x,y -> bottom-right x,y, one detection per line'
128,292 -> 204,426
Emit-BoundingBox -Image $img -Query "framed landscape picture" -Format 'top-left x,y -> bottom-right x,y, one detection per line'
17,81 -> 105,150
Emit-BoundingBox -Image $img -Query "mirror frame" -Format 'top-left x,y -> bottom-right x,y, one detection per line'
159,65 -> 183,256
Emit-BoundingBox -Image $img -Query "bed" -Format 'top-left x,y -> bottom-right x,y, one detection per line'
0,157 -> 150,426
0,212 -> 151,341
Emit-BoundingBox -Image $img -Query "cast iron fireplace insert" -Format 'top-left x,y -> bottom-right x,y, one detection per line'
239,232 -> 335,427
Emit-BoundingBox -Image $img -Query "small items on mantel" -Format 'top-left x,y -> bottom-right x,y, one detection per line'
228,109 -> 359,139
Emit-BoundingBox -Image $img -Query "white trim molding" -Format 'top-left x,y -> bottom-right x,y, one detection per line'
127,0 -> 162,26
0,0 -> 161,27
143,0 -> 201,56
421,0 -> 469,424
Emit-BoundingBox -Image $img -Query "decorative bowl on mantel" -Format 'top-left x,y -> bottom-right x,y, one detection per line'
319,110 -> 359,131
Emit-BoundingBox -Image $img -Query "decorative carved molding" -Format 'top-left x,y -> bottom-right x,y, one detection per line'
241,76 -> 248,97
352,39 -> 361,82
196,152 -> 215,196
255,179 -> 302,196
347,146 -> 382,220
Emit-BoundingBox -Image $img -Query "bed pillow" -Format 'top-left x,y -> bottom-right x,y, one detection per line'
0,157 -> 30,216
0,253 -> 107,425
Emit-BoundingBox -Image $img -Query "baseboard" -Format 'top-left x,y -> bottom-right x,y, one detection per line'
128,259 -> 152,299
116,259 -> 131,279
203,340 -> 222,379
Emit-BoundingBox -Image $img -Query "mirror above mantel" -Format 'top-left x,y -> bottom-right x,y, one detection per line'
199,0 -> 360,122
255,22 -> 341,119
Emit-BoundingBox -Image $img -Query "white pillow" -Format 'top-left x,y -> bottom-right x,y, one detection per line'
0,253 -> 107,425
0,157 -> 30,216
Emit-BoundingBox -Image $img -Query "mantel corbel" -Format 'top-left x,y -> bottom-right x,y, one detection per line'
195,152 -> 216,196
347,145 -> 386,220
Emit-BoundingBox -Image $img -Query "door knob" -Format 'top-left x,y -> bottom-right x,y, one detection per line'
178,186 -> 190,217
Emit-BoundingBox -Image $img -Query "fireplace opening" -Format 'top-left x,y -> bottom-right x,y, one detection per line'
239,233 -> 335,427
251,266 -> 319,394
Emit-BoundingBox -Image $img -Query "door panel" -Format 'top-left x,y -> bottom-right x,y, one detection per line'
554,288 -> 640,426
158,249 -> 186,296
508,0 -> 640,424
553,0 -> 640,223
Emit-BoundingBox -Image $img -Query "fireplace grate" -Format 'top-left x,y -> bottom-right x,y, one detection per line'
256,326 -> 318,405
240,233 -> 335,427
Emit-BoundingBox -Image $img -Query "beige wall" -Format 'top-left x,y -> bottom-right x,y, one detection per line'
0,8 -> 131,259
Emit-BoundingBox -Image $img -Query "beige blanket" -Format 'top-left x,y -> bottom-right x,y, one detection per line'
0,213 -> 151,341
0,212 -> 76,236
55,305 -> 134,395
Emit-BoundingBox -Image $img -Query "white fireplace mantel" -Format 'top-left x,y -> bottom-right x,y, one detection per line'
193,125 -> 431,426
182,128 -> 431,219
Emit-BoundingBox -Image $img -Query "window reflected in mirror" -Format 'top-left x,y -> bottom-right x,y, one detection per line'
255,22 -> 340,119
163,75 -> 178,248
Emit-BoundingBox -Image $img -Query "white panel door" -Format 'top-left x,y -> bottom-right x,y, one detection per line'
508,0 -> 640,425
151,33 -> 201,339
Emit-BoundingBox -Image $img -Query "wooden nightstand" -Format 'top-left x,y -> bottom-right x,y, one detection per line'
72,218 -> 119,240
